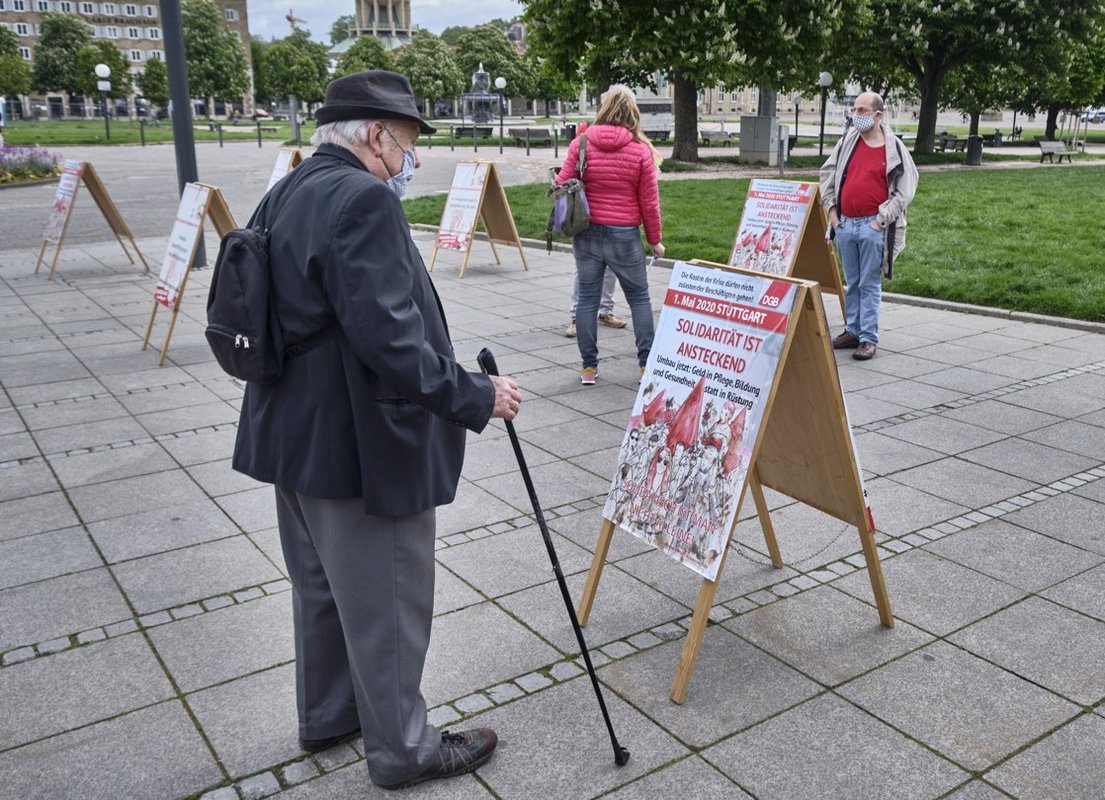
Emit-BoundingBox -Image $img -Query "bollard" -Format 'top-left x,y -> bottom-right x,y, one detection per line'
139,118 -> 146,147
256,120 -> 262,148
473,126 -> 478,153
449,125 -> 454,152
217,123 -> 223,148
525,128 -> 531,157
554,126 -> 559,159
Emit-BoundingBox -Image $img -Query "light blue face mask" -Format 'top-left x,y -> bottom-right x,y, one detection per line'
386,147 -> 417,198
382,128 -> 417,198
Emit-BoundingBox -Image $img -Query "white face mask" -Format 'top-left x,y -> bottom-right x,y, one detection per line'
385,147 -> 417,198
852,113 -> 877,133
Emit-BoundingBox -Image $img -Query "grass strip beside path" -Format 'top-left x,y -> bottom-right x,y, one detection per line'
404,165 -> 1105,323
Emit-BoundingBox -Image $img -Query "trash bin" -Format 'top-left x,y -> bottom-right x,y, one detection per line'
563,123 -> 577,141
966,134 -> 983,166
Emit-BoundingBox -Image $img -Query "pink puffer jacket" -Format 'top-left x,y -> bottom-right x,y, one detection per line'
555,124 -> 662,246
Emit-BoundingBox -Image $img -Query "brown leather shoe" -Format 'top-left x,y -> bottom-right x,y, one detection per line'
598,313 -> 628,329
853,342 -> 877,360
832,330 -> 860,349
379,728 -> 498,791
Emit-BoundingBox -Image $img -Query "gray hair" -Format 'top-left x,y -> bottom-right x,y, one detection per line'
311,119 -> 379,148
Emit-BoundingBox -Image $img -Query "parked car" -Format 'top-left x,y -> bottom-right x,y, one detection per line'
251,108 -> 271,120
1079,109 -> 1105,123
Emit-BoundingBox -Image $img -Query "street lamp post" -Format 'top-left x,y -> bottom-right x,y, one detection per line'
817,71 -> 832,157
95,63 -> 112,141
494,76 -> 506,155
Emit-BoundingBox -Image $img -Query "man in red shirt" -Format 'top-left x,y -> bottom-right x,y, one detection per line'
820,92 -> 918,360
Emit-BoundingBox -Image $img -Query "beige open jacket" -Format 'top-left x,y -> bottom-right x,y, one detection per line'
819,123 -> 919,277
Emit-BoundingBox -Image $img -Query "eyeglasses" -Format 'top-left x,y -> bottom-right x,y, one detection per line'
849,107 -> 879,114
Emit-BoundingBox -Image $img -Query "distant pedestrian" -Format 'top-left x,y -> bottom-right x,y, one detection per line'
233,70 -> 521,790
820,91 -> 918,361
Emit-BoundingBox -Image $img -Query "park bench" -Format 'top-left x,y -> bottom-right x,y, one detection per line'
455,126 -> 493,138
937,133 -> 967,152
1038,140 -> 1073,164
981,130 -> 1003,146
700,129 -> 733,146
508,127 -> 554,145
643,129 -> 671,142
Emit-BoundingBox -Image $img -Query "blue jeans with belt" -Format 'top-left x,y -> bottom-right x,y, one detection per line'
572,224 -> 655,368
834,213 -> 886,345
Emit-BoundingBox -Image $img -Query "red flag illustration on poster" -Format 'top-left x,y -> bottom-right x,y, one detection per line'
728,179 -> 817,276
604,261 -> 797,582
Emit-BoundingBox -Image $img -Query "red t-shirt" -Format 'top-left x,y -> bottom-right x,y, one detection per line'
840,139 -> 888,218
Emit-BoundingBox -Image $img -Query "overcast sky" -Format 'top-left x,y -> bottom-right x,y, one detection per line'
246,0 -> 524,43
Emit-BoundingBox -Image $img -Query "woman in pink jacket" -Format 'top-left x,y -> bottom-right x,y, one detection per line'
556,85 -> 665,385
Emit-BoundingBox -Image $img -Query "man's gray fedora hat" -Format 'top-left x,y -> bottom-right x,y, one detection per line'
315,70 -> 436,134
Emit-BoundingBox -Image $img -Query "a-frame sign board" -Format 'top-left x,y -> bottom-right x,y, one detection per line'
34,159 -> 149,279
428,161 -> 529,278
266,147 -> 303,191
577,259 -> 893,704
727,180 -> 845,317
141,183 -> 237,366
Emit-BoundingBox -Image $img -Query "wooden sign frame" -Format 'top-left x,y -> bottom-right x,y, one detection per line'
141,183 -> 237,366
34,160 -> 149,279
577,259 -> 893,704
428,161 -> 529,278
728,181 -> 844,317
266,147 -> 303,191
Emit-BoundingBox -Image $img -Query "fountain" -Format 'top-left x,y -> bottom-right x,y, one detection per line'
459,63 -> 499,126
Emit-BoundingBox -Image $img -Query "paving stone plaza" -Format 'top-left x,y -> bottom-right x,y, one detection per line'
2,142 -> 1105,799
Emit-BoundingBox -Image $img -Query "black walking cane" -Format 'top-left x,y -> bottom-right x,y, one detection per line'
478,347 -> 630,768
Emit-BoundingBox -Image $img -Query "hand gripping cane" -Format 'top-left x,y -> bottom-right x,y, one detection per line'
478,348 -> 630,767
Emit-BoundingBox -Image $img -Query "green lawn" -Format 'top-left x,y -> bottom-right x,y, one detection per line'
404,165 -> 1105,322
2,119 -> 301,146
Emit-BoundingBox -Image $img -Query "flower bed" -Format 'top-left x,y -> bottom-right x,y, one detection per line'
0,145 -> 62,185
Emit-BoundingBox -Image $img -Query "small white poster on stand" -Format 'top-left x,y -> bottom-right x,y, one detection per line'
154,183 -> 209,308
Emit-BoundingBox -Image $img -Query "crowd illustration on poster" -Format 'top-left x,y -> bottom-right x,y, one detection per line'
728,180 -> 817,277
603,261 -> 797,581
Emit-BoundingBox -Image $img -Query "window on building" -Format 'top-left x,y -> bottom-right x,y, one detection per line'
129,49 -> 142,60
36,0 -> 51,11
0,2 -> 7,11
144,3 -> 155,15
80,1 -> 95,13
105,25 -> 117,36
59,1 -> 73,12
101,1 -> 114,11
148,48 -> 162,59
12,0 -> 27,9
20,46 -> 31,58
127,25 -> 138,37
147,26 -> 158,38
15,22 -> 30,34
123,2 -> 135,13
224,7 -> 237,21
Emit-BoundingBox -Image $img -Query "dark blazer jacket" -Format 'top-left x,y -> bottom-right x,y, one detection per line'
232,144 -> 494,516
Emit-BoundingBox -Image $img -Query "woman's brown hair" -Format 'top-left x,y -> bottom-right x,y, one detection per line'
594,85 -> 642,140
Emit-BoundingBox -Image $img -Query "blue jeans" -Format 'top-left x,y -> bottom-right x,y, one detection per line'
834,213 -> 886,344
572,225 -> 655,368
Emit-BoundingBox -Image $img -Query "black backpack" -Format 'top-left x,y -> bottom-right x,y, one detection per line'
205,190 -> 337,384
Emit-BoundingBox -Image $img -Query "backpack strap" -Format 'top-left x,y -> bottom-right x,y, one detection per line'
578,133 -> 587,175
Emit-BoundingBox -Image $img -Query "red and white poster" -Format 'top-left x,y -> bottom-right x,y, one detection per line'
728,179 -> 816,277
435,162 -> 488,251
603,261 -> 797,581
154,183 -> 209,308
43,160 -> 83,244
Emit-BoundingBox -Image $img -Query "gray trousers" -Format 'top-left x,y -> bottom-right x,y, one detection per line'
274,487 -> 440,786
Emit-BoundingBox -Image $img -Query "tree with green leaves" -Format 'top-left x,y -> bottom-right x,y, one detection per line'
330,14 -> 355,44
75,41 -> 132,100
135,57 -> 169,109
452,25 -> 528,96
839,0 -> 1105,153
394,31 -> 464,115
0,28 -> 32,99
440,26 -> 470,47
267,30 -> 331,106
334,34 -> 396,77
523,0 -> 851,162
250,38 -> 273,107
32,12 -> 93,96
181,0 -> 249,111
